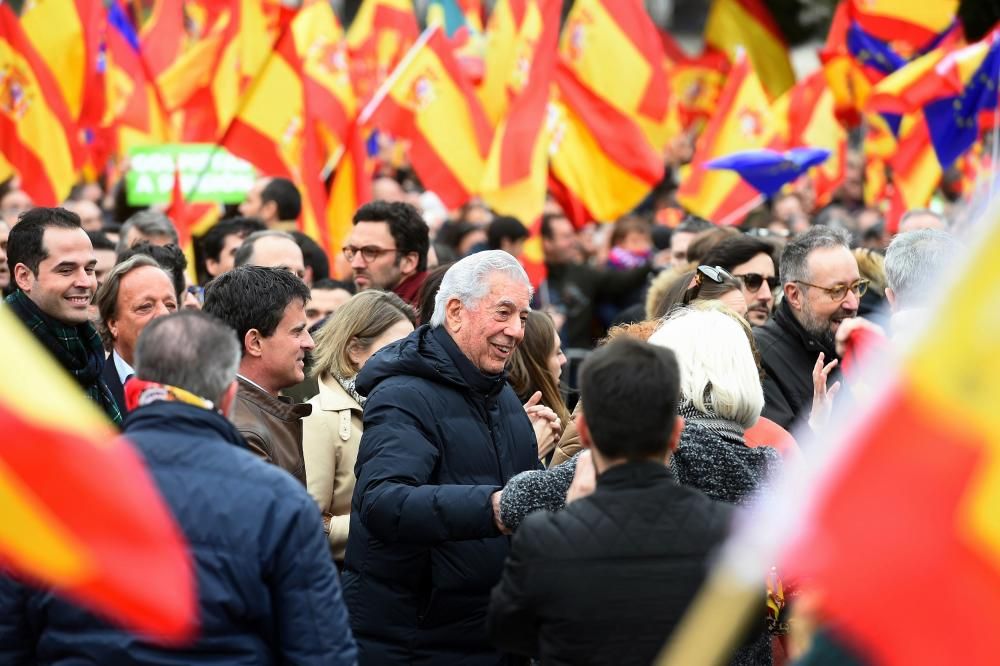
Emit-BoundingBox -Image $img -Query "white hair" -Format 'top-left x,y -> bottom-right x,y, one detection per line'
884,229 -> 960,309
429,250 -> 532,327
648,308 -> 764,429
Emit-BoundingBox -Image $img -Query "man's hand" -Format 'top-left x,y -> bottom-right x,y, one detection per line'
834,317 -> 884,358
566,450 -> 597,504
808,352 -> 841,433
491,491 -> 511,535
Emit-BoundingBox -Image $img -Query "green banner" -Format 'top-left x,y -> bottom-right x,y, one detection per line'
126,144 -> 257,206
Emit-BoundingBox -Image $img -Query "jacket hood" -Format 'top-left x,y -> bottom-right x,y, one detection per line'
357,324 -> 508,398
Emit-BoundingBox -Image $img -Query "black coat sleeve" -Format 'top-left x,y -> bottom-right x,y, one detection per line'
0,575 -> 35,665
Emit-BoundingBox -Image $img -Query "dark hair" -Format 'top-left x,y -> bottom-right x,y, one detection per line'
540,212 -> 568,240
135,310 -> 242,403
291,231 -> 330,283
261,177 -> 301,221
579,337 -> 681,460
675,215 -> 713,235
685,227 -> 741,265
86,230 -> 116,252
508,311 -> 571,427
202,265 -> 311,355
609,215 -> 651,247
650,267 -> 743,319
353,201 -> 430,272
487,215 -> 528,249
117,241 -> 188,302
7,207 -> 83,277
700,235 -> 776,274
312,278 -> 355,294
780,225 -> 851,285
416,262 -> 453,326
199,217 -> 266,263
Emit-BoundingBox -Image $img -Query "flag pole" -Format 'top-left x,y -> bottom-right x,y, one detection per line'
357,24 -> 439,128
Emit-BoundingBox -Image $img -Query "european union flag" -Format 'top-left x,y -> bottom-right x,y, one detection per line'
705,148 -> 831,197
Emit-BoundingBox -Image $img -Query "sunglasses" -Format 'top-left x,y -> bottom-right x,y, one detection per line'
734,273 -> 779,291
695,265 -> 735,284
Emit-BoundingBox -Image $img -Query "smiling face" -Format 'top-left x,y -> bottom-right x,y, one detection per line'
15,226 -> 97,325
447,273 -> 532,375
107,265 -> 178,364
257,298 -> 315,391
788,246 -> 862,345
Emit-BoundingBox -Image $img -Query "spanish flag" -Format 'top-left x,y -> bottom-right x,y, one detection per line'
0,306 -> 195,642
559,0 -> 671,152
668,49 -> 730,132
327,126 -> 372,272
479,0 -> 561,224
677,54 -> 773,225
704,0 -> 795,100
0,5 -> 84,205
366,26 -> 493,210
851,0 -> 960,56
548,62 -> 664,223
770,70 -> 847,208
780,200 -> 1000,666
347,0 -> 420,103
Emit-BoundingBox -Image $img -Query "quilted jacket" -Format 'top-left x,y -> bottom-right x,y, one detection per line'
488,461 -> 734,665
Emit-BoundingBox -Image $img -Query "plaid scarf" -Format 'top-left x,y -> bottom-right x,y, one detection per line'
6,290 -> 123,426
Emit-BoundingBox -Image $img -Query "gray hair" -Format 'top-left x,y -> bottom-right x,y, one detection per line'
117,210 -> 179,254
95,254 -> 168,349
885,229 -> 961,309
233,230 -> 296,267
429,250 -> 532,328
779,226 -> 852,285
899,208 -> 945,229
135,310 -> 241,404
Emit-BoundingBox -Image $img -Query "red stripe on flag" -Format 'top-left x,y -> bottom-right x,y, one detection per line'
0,115 -> 61,205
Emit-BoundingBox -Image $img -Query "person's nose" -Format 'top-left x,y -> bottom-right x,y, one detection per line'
757,282 -> 773,303
73,268 -> 92,288
350,252 -> 367,269
842,288 -> 860,312
153,301 -> 171,317
302,329 -> 316,351
506,317 -> 525,341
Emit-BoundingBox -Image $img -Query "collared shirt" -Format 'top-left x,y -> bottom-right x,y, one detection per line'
113,349 -> 135,386
237,373 -> 271,395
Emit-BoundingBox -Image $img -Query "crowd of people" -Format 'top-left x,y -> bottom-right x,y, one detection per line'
0,168 -> 963,664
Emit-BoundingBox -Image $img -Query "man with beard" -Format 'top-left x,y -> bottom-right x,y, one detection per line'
754,226 -> 864,428
701,234 -> 778,327
343,201 -> 429,307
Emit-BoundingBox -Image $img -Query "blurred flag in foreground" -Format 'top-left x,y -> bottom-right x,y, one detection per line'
0,307 -> 196,643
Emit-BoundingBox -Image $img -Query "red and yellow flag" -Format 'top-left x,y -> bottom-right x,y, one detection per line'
347,0 -> 420,103
0,306 -> 195,642
677,54 -> 773,225
851,0 -> 960,56
479,0 -> 562,224
781,202 -> 1000,666
367,26 -> 493,210
327,126 -> 372,273
704,0 -> 795,100
548,62 -> 664,224
770,70 -> 847,208
559,0 -> 671,152
0,5 -> 84,205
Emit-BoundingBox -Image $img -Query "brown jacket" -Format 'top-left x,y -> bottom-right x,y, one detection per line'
302,375 -> 362,560
550,403 -> 583,467
232,376 -> 312,485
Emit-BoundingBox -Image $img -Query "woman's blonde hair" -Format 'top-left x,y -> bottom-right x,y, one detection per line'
648,307 -> 764,429
310,290 -> 416,380
508,311 -> 571,427
853,247 -> 887,295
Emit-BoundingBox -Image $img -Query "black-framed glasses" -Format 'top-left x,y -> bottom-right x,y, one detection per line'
695,265 -> 735,285
342,245 -> 401,262
795,279 -> 870,301
734,273 -> 779,292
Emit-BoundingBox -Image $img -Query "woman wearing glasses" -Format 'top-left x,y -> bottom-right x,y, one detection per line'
302,291 -> 417,562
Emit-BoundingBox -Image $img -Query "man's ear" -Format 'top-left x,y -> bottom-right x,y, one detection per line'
107,316 -> 119,342
784,282 -> 804,311
885,286 -> 896,310
577,410 -> 593,450
398,251 -> 418,277
244,328 -> 264,358
667,415 -> 685,453
13,264 -> 34,292
445,297 -> 464,333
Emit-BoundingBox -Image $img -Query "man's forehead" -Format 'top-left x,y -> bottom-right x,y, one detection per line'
807,246 -> 859,279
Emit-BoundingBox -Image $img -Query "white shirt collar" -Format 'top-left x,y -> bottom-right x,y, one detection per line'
237,373 -> 272,395
112,350 -> 135,386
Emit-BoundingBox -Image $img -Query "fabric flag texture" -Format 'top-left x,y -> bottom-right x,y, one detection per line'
780,201 -> 1000,666
558,0 -> 671,152
704,0 -> 794,100
547,62 -> 664,224
347,0 -> 420,102
367,26 -> 493,210
705,147 -> 830,198
0,5 -> 84,205
479,0 -> 561,224
677,54 -> 773,225
0,306 -> 196,643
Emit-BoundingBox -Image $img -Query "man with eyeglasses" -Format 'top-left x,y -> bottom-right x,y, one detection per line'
702,235 -> 779,326
343,201 -> 429,307
754,226 -> 867,429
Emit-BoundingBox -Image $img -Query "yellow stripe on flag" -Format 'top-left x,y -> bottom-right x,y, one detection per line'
20,0 -> 86,120
705,0 -> 794,100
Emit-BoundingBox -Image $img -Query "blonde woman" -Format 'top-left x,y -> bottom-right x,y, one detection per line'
303,290 -> 416,561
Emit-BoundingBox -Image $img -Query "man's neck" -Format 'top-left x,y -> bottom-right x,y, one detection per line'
237,365 -> 278,395
591,451 -> 668,476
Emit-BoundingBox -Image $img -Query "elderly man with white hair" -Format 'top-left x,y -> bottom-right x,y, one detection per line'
884,228 -> 961,334
341,250 -> 544,665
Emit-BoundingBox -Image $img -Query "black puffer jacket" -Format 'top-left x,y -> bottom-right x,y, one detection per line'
343,325 -> 539,666
488,461 -> 735,665
754,299 -> 841,429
